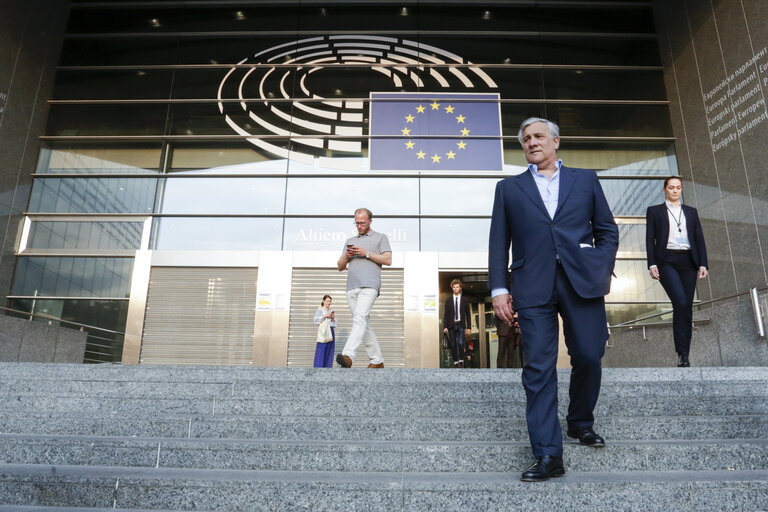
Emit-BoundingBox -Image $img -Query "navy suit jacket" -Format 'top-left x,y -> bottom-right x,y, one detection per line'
645,203 -> 708,269
488,166 -> 619,310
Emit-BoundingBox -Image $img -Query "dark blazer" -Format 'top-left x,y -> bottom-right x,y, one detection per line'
646,203 -> 708,269
444,294 -> 471,329
488,166 -> 619,310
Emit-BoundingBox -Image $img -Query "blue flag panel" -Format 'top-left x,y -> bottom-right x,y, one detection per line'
369,92 -> 503,171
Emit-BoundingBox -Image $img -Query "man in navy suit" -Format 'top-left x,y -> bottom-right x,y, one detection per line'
489,118 -> 619,482
443,279 -> 472,368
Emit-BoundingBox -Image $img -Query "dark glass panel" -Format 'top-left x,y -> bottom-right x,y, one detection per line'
27,221 -> 144,250
28,178 -> 157,214
416,36 -> 661,66
505,104 -> 673,138
12,257 -> 133,298
45,104 -> 168,136
414,5 -> 654,33
543,69 -> 666,101
52,69 -> 174,100
67,6 -> 301,34
59,38 -> 181,66
8,298 -> 128,364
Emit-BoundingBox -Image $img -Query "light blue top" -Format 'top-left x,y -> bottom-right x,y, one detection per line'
529,159 -> 563,220
491,159 -> 562,298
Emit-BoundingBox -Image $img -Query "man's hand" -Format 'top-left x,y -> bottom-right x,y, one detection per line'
649,267 -> 660,280
464,328 -> 471,337
443,327 -> 448,333
347,245 -> 366,258
698,267 -> 708,279
492,293 -> 515,325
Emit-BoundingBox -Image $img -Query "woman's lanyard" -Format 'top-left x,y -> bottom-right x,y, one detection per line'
666,206 -> 683,233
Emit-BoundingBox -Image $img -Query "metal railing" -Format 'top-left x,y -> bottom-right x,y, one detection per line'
608,286 -> 768,338
0,305 -> 126,363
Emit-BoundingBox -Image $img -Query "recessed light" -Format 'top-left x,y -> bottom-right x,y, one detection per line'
149,18 -> 161,28
482,10 -> 491,20
400,7 -> 408,16
235,11 -> 245,20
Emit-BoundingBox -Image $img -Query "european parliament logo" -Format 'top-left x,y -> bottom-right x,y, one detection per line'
369,92 -> 503,171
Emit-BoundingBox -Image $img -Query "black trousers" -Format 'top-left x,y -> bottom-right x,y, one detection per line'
658,251 -> 698,355
447,324 -> 467,363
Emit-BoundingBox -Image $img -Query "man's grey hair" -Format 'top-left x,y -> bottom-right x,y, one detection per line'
355,207 -> 373,220
517,117 -> 560,146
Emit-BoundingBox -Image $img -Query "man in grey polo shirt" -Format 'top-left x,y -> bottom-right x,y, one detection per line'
336,207 -> 392,368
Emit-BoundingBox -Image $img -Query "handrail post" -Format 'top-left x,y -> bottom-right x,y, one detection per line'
750,287 -> 765,338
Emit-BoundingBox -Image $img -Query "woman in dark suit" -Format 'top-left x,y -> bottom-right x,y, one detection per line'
646,176 -> 708,367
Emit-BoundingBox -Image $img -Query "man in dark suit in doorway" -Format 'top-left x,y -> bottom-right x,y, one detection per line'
443,279 -> 471,368
489,117 -> 619,482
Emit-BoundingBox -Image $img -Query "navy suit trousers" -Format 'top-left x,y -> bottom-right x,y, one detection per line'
516,262 -> 607,458
658,251 -> 698,355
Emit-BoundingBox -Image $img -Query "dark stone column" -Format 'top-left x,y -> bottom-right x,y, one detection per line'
653,0 -> 768,300
0,0 -> 70,297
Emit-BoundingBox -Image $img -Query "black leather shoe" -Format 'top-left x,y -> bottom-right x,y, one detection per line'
678,352 -> 690,367
566,426 -> 606,447
520,455 -> 565,482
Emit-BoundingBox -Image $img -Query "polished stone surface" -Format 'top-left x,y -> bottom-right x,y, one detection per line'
0,362 -> 766,510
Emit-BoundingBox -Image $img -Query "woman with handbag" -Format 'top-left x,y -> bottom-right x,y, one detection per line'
313,295 -> 336,368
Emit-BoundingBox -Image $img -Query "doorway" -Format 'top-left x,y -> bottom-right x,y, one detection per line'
438,271 -> 523,369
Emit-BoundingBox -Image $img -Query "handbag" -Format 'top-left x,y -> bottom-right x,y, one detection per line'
316,318 -> 333,343
441,332 -> 449,349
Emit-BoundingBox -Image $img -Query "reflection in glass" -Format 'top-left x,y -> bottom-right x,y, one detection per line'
283,217 -> 418,251
153,217 -> 283,250
607,260 -> 669,303
170,141 -> 288,172
285,178 -> 418,216
421,179 -> 498,216
601,179 -> 662,217
36,143 -> 162,174
617,223 -> 648,256
157,177 -> 286,214
12,257 -> 133,298
28,178 -> 156,214
605,303 -> 671,327
45,104 -> 168,136
27,222 -> 144,250
421,218 -> 491,252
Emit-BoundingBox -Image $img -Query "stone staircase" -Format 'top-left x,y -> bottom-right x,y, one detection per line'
0,363 -> 766,511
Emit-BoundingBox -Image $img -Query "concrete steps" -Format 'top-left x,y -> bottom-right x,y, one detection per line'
0,363 -> 766,511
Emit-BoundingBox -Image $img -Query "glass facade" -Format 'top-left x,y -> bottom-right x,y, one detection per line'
11,0 -> 679,362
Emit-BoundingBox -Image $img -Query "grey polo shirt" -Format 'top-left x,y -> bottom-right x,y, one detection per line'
341,229 -> 392,294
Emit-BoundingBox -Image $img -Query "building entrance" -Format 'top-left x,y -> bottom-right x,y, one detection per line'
438,272 -> 523,369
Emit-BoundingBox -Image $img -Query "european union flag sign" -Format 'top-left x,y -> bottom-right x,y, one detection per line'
369,92 -> 503,171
